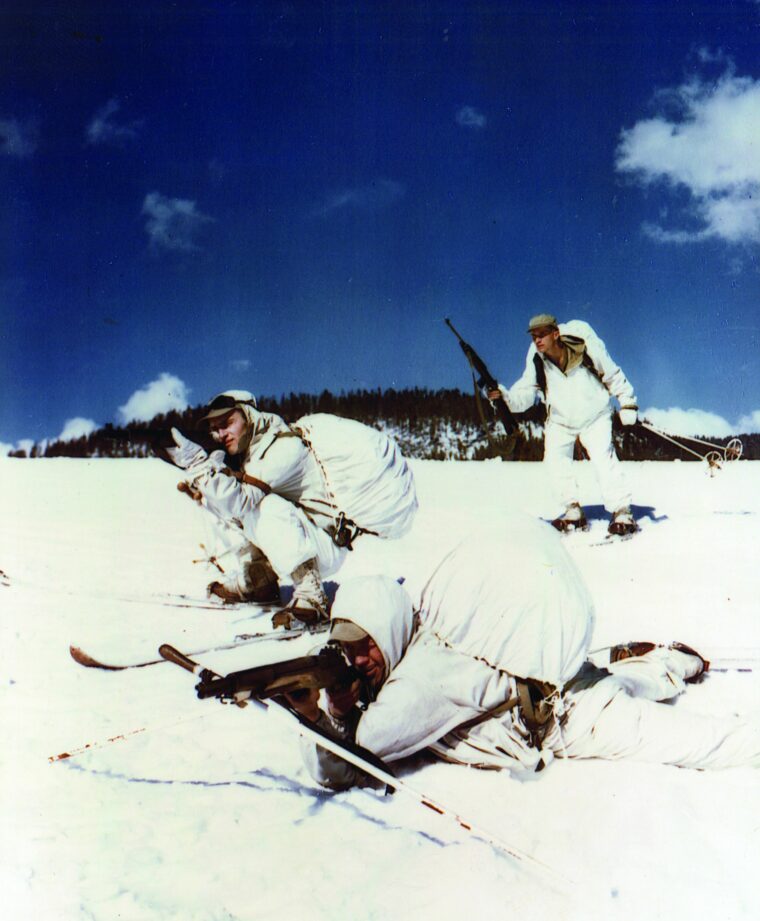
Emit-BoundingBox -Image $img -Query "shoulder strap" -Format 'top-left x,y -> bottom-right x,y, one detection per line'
260,429 -> 300,460
580,350 -> 605,386
222,467 -> 272,494
532,353 -> 547,396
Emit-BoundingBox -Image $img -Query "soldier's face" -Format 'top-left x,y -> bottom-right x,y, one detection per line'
342,635 -> 386,689
531,327 -> 559,353
209,409 -> 248,455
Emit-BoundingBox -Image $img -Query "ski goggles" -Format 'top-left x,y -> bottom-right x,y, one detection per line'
529,327 -> 557,342
200,393 -> 257,423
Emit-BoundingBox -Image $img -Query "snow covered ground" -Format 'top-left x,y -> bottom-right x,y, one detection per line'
1,455 -> 759,921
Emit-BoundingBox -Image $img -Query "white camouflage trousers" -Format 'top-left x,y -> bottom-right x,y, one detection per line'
544,411 -> 631,514
214,493 -> 347,581
549,647 -> 760,770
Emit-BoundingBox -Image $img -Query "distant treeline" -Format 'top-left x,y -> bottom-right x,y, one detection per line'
10,387 -> 758,462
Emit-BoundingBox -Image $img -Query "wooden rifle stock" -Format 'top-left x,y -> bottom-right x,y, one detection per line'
188,645 -> 359,702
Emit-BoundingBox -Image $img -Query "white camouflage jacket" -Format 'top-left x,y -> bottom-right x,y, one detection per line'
300,518 -> 595,787
501,320 -> 636,430
182,406 -> 330,530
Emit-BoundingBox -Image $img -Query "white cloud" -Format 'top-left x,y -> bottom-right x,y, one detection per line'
57,417 -> 98,442
142,192 -> 213,252
616,65 -> 760,245
17,439 -> 35,456
642,406 -> 736,438
456,105 -> 486,128
0,442 -> 14,456
231,359 -> 251,372
0,117 -> 39,158
86,98 -> 142,146
737,409 -> 760,433
316,179 -> 405,217
118,373 -> 190,424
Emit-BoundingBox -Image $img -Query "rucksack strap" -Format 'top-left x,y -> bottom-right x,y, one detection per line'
514,661 -> 611,749
221,467 -> 272,494
515,677 -> 557,748
533,353 -> 548,396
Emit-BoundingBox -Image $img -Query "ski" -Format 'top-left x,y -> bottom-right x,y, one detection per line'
709,654 -> 759,673
588,532 -> 637,547
559,525 -> 640,547
112,591 -> 262,612
69,620 -> 330,671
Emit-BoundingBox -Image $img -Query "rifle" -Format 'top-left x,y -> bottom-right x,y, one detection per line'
159,642 -> 364,704
444,317 -> 519,440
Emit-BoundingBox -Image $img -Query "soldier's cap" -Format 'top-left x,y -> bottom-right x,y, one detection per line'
200,390 -> 257,423
330,618 -> 369,643
527,313 -> 558,333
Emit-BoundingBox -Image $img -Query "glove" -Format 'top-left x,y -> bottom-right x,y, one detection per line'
165,428 -> 208,469
619,407 -> 638,426
177,480 -> 203,504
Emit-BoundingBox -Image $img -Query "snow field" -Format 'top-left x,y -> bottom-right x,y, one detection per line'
1,456 -> 759,920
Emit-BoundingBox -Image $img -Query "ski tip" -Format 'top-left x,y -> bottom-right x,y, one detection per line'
70,645 -> 125,670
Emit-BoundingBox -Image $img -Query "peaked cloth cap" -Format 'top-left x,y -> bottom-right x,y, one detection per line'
330,619 -> 369,643
527,313 -> 558,333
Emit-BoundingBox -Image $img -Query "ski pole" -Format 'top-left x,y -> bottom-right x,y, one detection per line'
267,696 -> 570,885
158,644 -> 571,887
640,422 -> 742,465
48,710 -> 214,763
639,422 -> 724,470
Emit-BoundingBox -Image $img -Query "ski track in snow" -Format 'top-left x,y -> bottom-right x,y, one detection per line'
1,456 -> 760,920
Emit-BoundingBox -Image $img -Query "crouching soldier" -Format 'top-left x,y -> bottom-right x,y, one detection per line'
166,390 -> 417,625
287,518 -> 760,786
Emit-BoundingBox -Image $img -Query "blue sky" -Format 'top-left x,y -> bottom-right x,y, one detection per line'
2,0 -> 760,452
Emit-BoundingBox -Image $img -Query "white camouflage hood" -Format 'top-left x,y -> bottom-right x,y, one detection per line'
330,576 -> 414,677
233,401 -> 292,457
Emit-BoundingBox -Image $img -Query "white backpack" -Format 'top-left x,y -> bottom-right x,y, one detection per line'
292,414 -> 418,543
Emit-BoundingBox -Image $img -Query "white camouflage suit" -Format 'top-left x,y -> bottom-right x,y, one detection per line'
500,320 -> 636,515
181,405 -> 347,591
302,518 -> 760,788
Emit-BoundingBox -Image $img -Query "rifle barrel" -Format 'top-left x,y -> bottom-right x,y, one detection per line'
444,317 -> 466,342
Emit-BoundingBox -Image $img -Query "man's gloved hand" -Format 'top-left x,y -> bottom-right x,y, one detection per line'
165,428 -> 208,469
326,679 -> 362,719
619,407 -> 638,426
283,687 -> 322,722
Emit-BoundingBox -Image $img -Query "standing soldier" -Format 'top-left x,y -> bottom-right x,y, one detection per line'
489,315 -> 639,536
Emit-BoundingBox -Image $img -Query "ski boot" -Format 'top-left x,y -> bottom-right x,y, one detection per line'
208,555 -> 281,605
668,642 -> 710,683
551,502 -> 588,533
609,641 -> 656,662
608,506 -> 637,536
272,558 -> 329,629
610,641 -> 709,683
